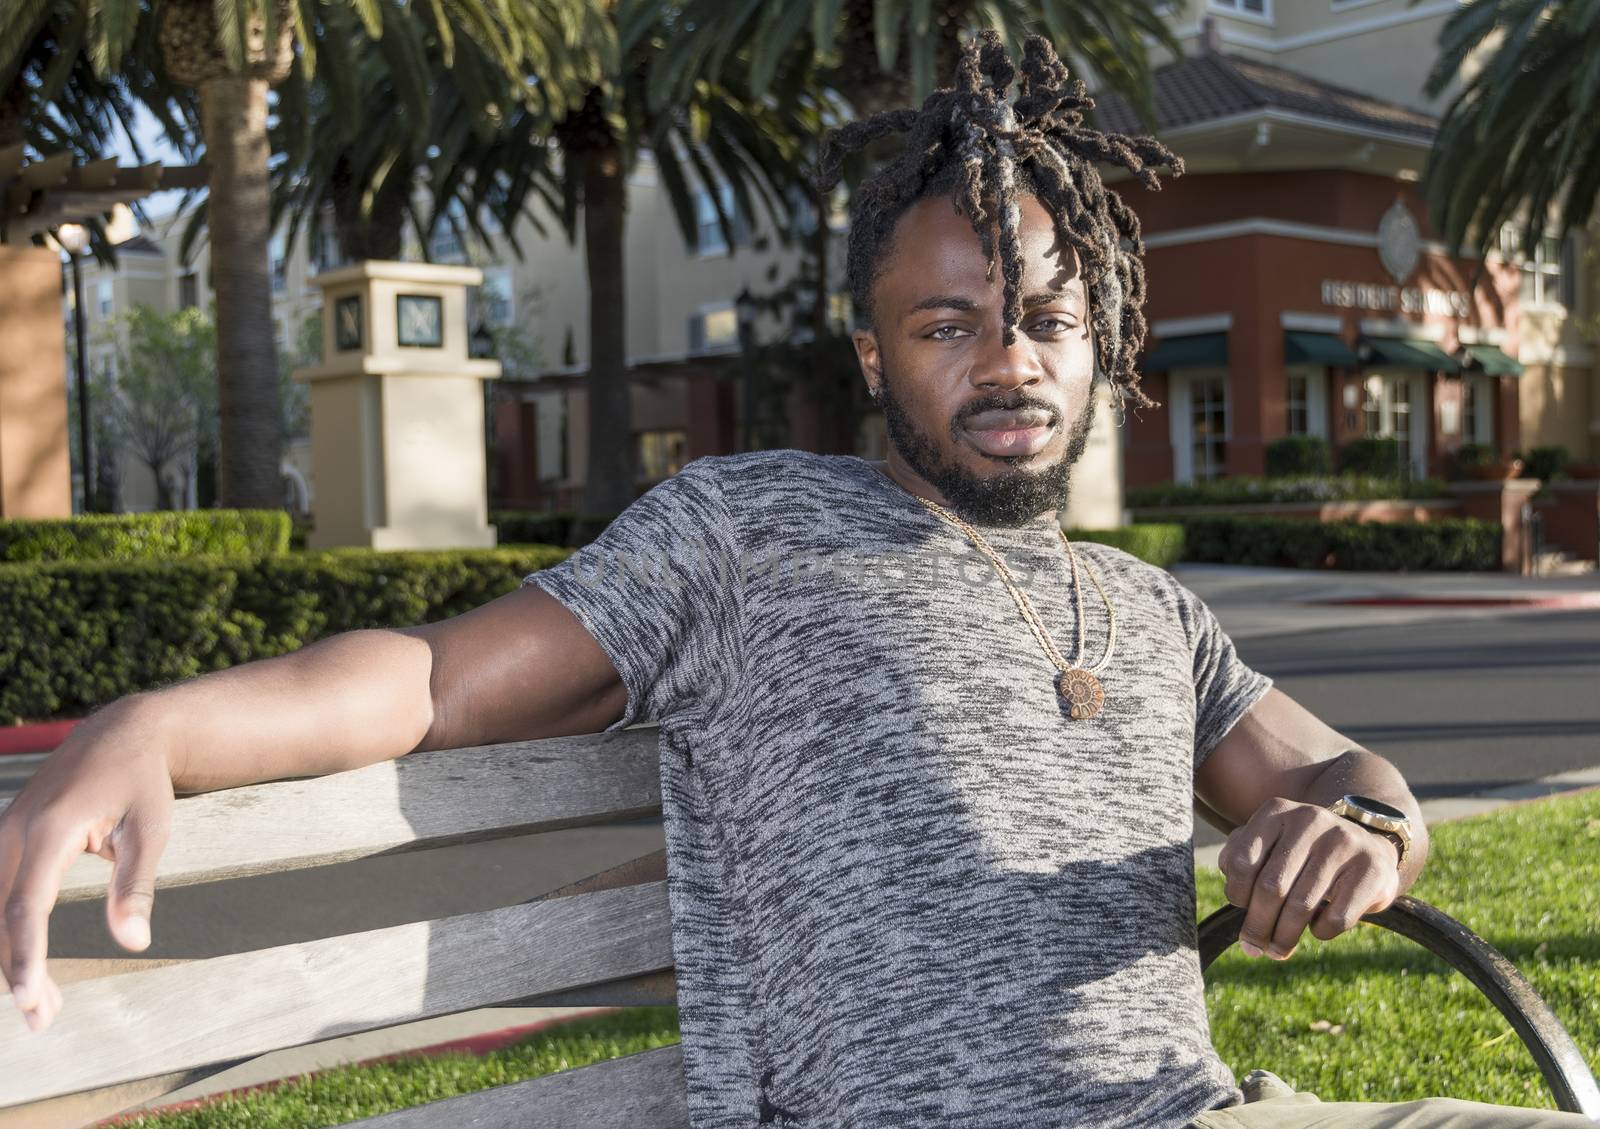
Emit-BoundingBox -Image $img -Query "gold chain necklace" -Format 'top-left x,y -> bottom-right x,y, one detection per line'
911,494 -> 1117,720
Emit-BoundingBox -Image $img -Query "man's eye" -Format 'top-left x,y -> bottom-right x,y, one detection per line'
928,325 -> 967,341
1030,318 -> 1074,333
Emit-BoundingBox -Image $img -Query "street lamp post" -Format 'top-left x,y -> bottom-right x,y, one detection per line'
56,224 -> 93,513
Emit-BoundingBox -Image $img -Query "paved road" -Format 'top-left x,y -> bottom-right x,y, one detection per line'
24,597 -> 1600,961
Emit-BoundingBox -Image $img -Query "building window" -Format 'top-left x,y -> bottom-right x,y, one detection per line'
1462,375 -> 1495,446
1190,374 -> 1229,481
311,229 -> 343,274
96,279 -> 113,318
270,233 -> 287,293
637,430 -> 687,481
1502,227 -> 1571,308
178,272 -> 199,310
688,303 -> 739,353
693,184 -> 749,256
1209,0 -> 1268,15
1286,372 -> 1309,436
476,267 -> 515,329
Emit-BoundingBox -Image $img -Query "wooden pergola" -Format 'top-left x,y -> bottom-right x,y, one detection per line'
0,144 -> 206,244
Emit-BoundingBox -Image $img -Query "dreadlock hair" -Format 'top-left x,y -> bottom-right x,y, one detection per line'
817,31 -> 1183,411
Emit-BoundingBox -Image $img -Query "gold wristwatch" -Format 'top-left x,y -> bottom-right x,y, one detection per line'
1328,794 -> 1412,871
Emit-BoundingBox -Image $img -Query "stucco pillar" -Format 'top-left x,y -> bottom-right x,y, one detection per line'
1448,479 -> 1541,574
293,261 -> 500,550
0,245 -> 73,518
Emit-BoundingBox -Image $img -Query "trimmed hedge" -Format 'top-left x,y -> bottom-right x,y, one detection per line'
1338,437 -> 1404,476
1265,436 -> 1331,476
0,510 -> 291,563
1177,516 -> 1500,571
1127,474 -> 1451,509
0,547 -> 569,724
1070,524 -> 1185,569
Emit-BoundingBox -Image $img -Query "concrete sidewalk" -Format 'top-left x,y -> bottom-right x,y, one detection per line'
1171,564 -> 1600,641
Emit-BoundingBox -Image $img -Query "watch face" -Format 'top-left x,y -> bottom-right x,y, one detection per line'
335,294 -> 363,352
1347,795 -> 1408,821
397,293 -> 444,348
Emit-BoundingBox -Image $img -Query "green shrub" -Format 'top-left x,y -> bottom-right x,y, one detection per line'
1176,516 -> 1500,572
1453,442 -> 1497,470
1070,524 -> 1185,569
1520,445 -> 1570,482
1264,436 -> 1331,476
0,510 -> 291,563
0,546 -> 570,724
1126,475 -> 1449,509
1337,437 -> 1405,476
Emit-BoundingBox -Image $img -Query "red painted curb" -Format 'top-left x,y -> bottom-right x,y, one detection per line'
0,719 -> 79,757
92,1008 -> 623,1126
1308,593 -> 1600,609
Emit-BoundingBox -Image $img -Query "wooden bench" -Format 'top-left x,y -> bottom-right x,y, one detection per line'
3,727 -> 1597,1127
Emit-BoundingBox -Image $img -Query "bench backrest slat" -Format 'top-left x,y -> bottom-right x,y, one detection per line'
0,880 -> 673,1107
19,728 -> 662,904
344,1045 -> 690,1128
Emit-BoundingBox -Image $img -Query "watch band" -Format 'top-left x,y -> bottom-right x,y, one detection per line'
1328,795 -> 1412,871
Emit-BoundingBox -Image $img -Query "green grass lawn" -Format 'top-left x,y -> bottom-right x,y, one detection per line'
118,789 -> 1600,1127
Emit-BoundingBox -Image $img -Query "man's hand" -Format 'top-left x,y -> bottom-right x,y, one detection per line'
1217,796 -> 1402,961
0,701 -> 176,1034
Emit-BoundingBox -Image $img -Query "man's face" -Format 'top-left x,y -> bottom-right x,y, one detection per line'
852,193 -> 1099,527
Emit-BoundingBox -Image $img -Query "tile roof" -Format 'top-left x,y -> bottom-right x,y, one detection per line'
1092,52 -> 1437,142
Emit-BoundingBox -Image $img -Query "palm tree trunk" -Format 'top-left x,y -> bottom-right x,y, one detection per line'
199,74 -> 283,508
581,134 -> 635,517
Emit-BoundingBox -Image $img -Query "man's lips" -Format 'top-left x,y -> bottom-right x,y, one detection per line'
961,408 -> 1057,457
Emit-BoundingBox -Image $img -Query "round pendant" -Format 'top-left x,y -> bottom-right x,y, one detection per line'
1057,669 -> 1105,720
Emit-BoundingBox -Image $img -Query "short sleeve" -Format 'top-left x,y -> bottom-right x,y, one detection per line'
521,458 -> 743,732
1173,581 -> 1273,770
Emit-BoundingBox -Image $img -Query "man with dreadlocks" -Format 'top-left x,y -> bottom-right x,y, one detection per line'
5,29 -> 1592,1129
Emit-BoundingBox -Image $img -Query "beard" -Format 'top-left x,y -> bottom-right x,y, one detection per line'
878,366 -> 1098,527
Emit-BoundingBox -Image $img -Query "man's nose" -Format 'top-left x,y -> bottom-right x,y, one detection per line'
967,325 -> 1045,392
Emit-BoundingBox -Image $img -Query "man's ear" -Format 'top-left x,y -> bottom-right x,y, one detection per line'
851,329 -> 883,399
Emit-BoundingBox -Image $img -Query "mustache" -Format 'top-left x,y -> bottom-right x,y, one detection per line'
953,393 -> 1061,427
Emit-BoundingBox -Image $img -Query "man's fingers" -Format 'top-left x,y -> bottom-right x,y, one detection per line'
1237,835 -> 1309,960
1312,863 -> 1398,941
1219,816 -> 1282,912
4,816 -> 86,1026
105,809 -> 170,952
1268,843 -> 1348,958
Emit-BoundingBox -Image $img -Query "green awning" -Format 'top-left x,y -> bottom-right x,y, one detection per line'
1284,331 -> 1360,367
1142,332 -> 1228,371
1358,336 -> 1461,373
1461,343 -> 1524,377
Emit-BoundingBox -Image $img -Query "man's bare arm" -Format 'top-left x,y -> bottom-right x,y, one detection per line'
1194,687 -> 1430,960
0,583 -> 623,1032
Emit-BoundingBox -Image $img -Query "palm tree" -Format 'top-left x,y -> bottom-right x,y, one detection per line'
1420,0 -> 1600,269
288,0 -> 832,511
649,0 -> 1178,120
2,0 -> 603,507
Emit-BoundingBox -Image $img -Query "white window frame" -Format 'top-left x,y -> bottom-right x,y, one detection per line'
1208,0 -> 1272,25
692,183 -> 747,258
1362,371 -> 1430,478
688,300 -> 739,353
1461,373 -> 1495,447
1169,368 -> 1231,484
96,279 -> 114,318
1284,365 -> 1329,440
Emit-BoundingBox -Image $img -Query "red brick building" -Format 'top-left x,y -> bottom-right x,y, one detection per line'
1096,48 -> 1527,489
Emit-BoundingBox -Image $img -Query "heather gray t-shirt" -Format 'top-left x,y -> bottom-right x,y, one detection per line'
522,449 -> 1273,1128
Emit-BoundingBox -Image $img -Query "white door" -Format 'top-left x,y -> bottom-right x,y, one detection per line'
1361,372 -> 1429,478
1169,369 -> 1230,483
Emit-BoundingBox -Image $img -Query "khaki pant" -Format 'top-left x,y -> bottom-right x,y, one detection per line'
1191,1070 -> 1597,1128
